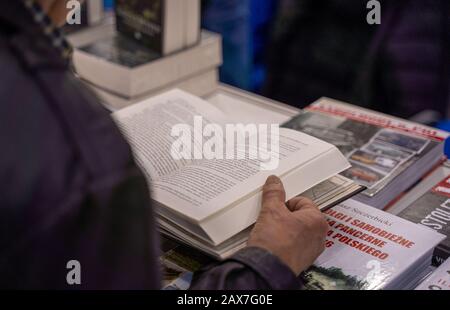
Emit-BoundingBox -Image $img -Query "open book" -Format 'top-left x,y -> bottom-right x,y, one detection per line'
112,89 -> 363,258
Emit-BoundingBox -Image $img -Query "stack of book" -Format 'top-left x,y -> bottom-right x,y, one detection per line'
283,98 -> 448,209
386,161 -> 450,266
386,160 -> 450,215
70,0 -> 221,110
115,0 -> 200,55
415,258 -> 450,290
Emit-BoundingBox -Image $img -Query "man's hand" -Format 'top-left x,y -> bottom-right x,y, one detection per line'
247,175 -> 329,275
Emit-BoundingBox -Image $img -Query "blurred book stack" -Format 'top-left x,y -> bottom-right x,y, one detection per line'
115,0 -> 200,55
67,0 -> 221,110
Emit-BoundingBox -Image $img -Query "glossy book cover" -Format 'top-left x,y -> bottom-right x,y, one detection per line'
302,200 -> 445,290
398,176 -> 450,266
116,0 -> 163,53
283,99 -> 445,198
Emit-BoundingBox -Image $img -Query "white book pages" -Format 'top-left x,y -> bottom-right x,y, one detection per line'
113,89 -> 350,245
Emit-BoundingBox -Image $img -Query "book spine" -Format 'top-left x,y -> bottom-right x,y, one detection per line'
162,0 -> 185,55
161,0 -> 167,54
185,0 -> 201,47
432,246 -> 450,267
87,0 -> 104,25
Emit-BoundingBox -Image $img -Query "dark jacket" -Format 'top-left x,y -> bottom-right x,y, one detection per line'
263,0 -> 450,119
0,1 -> 298,289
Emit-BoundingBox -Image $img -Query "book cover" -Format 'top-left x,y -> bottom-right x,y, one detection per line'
79,35 -> 160,68
115,0 -> 164,53
397,176 -> 450,266
415,258 -> 450,290
283,99 -> 446,198
73,30 -> 222,97
160,237 -> 212,290
302,200 -> 445,290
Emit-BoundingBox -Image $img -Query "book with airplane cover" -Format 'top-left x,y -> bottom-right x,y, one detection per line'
283,98 -> 448,209
302,200 -> 445,290
112,89 -> 363,259
397,174 -> 450,266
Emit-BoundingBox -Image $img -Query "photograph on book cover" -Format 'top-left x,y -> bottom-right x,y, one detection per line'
349,149 -> 401,174
283,112 -> 437,194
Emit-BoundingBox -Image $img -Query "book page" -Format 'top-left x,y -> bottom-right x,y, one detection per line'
112,89 -> 229,181
152,127 -> 343,222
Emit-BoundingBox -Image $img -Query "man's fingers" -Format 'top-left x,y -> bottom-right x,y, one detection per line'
287,196 -> 316,212
261,175 -> 286,210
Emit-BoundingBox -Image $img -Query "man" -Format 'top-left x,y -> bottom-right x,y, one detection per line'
0,0 -> 328,289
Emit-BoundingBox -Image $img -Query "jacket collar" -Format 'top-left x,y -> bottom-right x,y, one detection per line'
0,1 -> 70,70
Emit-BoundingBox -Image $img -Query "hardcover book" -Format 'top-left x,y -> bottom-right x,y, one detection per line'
73,30 -> 222,97
302,200 -> 445,290
283,98 -> 448,209
115,0 -> 200,55
116,0 -> 164,52
79,34 -> 160,68
397,175 -> 450,266
112,89 -> 363,258
415,258 -> 450,290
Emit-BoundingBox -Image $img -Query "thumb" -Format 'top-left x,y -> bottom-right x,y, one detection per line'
261,175 -> 286,211
287,196 -> 316,212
